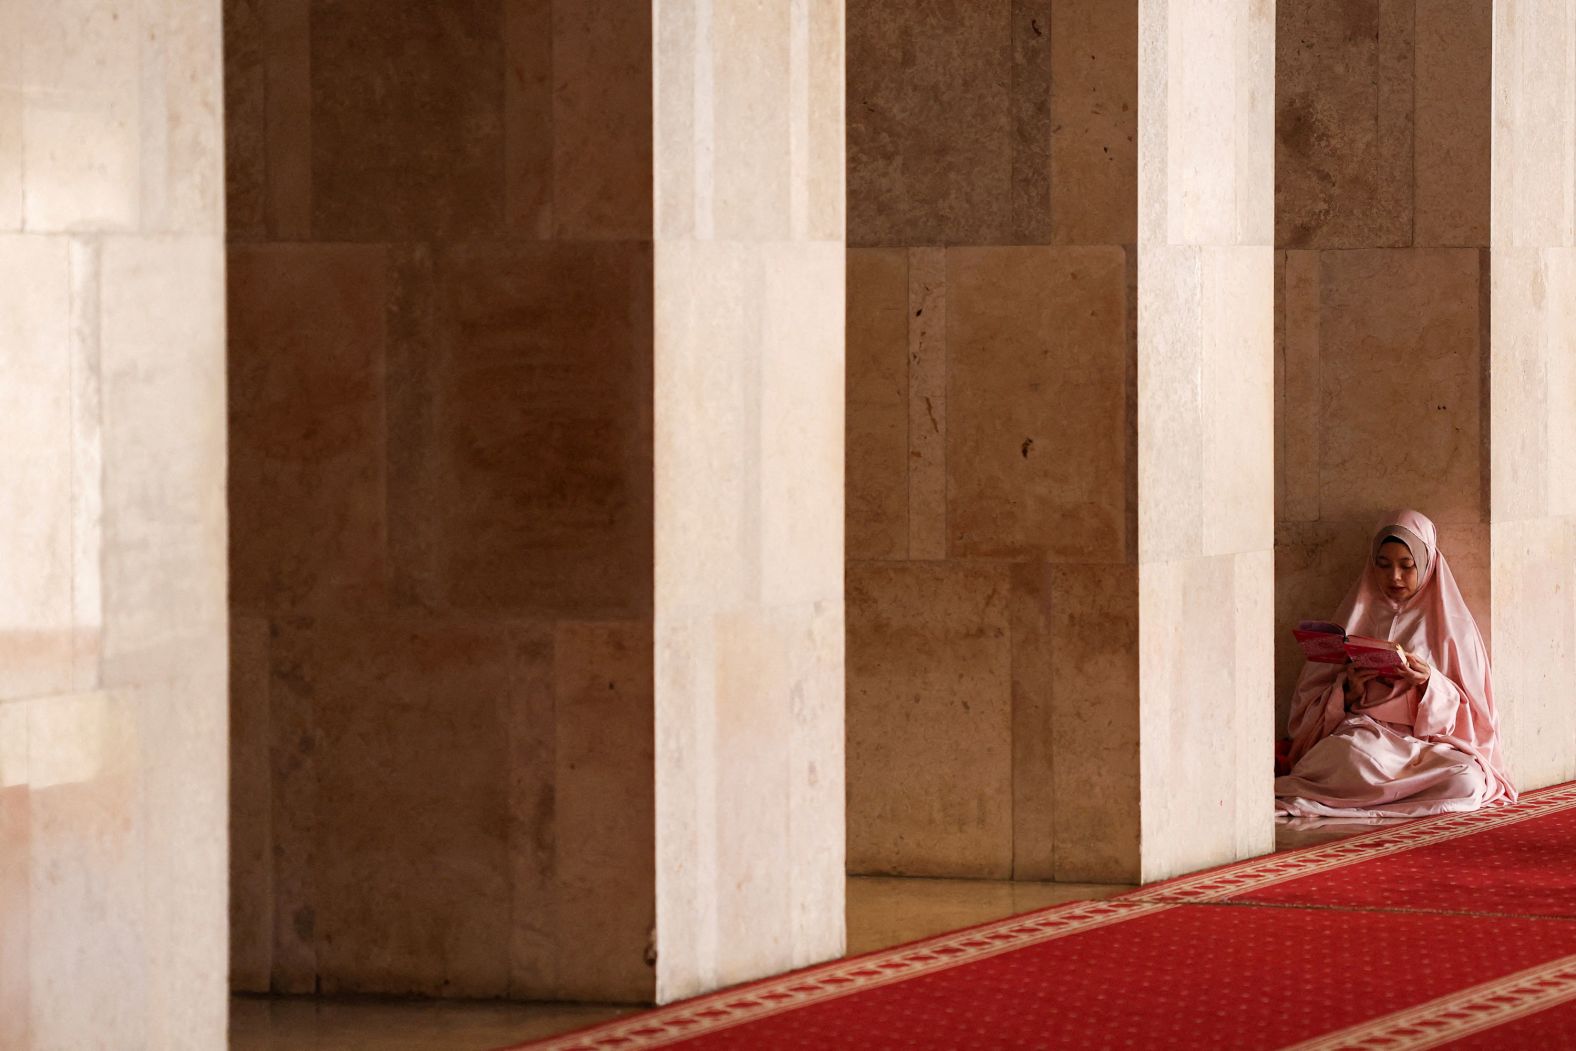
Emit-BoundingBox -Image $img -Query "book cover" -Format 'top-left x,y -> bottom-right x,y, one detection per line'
1290,623 -> 1408,675
1291,621 -> 1348,664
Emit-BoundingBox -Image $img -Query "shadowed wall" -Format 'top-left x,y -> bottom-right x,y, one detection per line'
845,0 -> 1142,883
225,0 -> 657,1001
1273,0 -> 1493,736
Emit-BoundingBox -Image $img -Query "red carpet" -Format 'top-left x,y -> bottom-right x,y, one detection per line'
511,782 -> 1576,1050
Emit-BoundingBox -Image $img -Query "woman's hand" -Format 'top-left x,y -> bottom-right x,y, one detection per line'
1397,649 -> 1432,688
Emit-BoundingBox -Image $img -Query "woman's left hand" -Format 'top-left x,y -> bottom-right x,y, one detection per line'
1398,650 -> 1431,688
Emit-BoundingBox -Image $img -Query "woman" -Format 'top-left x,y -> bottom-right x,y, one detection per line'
1276,509 -> 1516,819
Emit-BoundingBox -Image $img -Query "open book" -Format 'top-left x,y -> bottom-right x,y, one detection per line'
1291,621 -> 1408,675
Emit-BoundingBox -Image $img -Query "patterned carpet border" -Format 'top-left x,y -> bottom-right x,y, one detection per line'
1277,951 -> 1576,1050
515,900 -> 1172,1050
1127,780 -> 1576,905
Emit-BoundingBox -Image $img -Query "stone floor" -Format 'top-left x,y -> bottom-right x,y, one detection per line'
228,821 -> 1365,1050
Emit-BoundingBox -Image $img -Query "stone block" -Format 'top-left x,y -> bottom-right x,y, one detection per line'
98,236 -> 227,686
551,0 -> 653,239
946,245 -> 1128,561
402,241 -> 653,619
846,249 -> 908,561
846,562 -> 1013,877
311,0 -> 504,240
1491,516 -> 1576,790
270,616 -> 518,997
847,0 -> 1015,245
1414,0 -> 1491,247
1201,245 -> 1274,556
1276,0 -> 1414,248
549,619 -> 656,1002
1317,249 -> 1484,525
1050,0 -> 1137,246
227,244 -> 389,617
0,235 -> 73,701
1137,244 -> 1203,562
1044,563 -> 1141,883
229,615 -> 273,993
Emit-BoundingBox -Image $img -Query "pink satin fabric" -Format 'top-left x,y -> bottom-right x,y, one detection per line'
1275,509 -> 1516,819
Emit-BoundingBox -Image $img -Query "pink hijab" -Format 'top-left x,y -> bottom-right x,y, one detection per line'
1286,509 -> 1516,803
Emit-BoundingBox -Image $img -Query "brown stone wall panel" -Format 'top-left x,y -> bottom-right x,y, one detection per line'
946,245 -> 1128,561
1009,563 -> 1056,879
846,0 -> 1014,245
1010,0 -> 1053,243
227,244 -> 388,617
1050,0 -> 1138,246
506,623 -> 558,997
263,0 -> 312,239
553,0 -> 653,240
274,616 -> 514,997
1048,562 -> 1140,883
1317,249 -> 1482,524
1414,0 -> 1491,247
846,562 -> 1013,878
311,0 -> 504,241
229,614 -> 273,992
268,617 -> 318,993
1276,0 -> 1414,249
419,241 -> 653,619
907,247 -> 948,560
385,243 -> 443,611
846,248 -> 909,560
552,620 -> 655,1002
504,0 -> 555,238
1280,250 -> 1322,521
223,0 -> 267,240
1273,519 -> 1369,734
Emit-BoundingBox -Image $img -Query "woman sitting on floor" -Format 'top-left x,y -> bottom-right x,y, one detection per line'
1275,509 -> 1516,819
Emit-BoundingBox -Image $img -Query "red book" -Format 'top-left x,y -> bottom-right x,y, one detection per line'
1291,621 -> 1408,675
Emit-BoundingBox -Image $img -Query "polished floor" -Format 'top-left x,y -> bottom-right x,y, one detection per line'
228,822 -> 1359,1050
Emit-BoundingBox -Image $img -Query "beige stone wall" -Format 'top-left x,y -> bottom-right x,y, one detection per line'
226,1 -> 658,1002
1273,1 -> 1493,737
1490,0 -> 1576,791
652,0 -> 848,1003
0,1 -> 229,1046
844,0 -> 1142,883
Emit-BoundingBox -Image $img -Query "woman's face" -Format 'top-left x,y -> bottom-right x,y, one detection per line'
1373,540 -> 1419,602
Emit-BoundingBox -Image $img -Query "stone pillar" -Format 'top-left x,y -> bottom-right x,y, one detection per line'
652,0 -> 848,1003
843,0 -> 1273,887
1489,0 -> 1576,790
226,0 -> 845,1006
0,1 -> 228,1047
1136,0 -> 1275,881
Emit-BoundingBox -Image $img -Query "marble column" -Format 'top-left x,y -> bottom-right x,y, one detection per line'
0,0 -> 229,1047
652,0 -> 847,1004
1489,0 -> 1576,790
1135,0 -> 1276,881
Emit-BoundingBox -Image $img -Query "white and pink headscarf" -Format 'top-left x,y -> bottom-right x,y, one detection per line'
1286,509 -> 1516,803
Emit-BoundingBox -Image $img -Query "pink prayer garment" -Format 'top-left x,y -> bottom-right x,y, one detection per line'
1275,509 -> 1517,819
